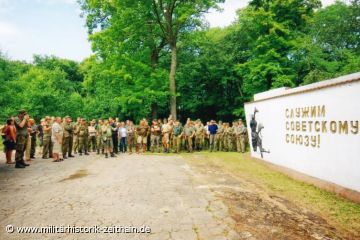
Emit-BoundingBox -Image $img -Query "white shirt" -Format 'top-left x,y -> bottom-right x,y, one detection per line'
51,122 -> 63,142
118,127 -> 127,137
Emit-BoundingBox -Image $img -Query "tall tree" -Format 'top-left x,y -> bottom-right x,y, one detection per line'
80,0 -> 224,119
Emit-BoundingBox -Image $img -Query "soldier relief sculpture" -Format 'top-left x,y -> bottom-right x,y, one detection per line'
250,108 -> 270,158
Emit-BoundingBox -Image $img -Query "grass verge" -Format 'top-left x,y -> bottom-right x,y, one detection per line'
182,151 -> 360,236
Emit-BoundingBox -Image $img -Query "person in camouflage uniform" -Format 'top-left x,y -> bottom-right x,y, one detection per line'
136,120 -> 149,154
161,119 -> 173,153
101,120 -> 115,158
183,121 -> 195,153
42,116 -> 53,159
96,119 -> 104,154
194,120 -> 204,151
62,116 -> 74,159
237,119 -> 247,153
78,119 -> 89,155
14,110 -> 30,168
29,118 -> 37,159
172,120 -> 183,153
88,120 -> 97,152
150,120 -> 162,153
215,121 -> 224,151
126,120 -> 135,154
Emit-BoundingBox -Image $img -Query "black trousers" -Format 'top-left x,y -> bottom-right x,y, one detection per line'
112,134 -> 118,153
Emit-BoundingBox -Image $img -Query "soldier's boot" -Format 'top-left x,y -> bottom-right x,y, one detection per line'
97,149 -> 100,154
20,160 -> 30,166
136,145 -> 140,154
79,150 -> 82,156
15,162 -> 26,168
111,152 -> 115,157
105,153 -> 108,158
85,150 -> 89,155
69,153 -> 75,158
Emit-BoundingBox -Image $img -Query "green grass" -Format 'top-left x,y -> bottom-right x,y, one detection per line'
183,152 -> 360,236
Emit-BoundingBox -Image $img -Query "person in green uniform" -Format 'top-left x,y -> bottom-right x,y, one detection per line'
172,120 -> 183,153
194,120 -> 204,151
126,120 -> 135,154
150,120 -> 162,153
136,120 -> 149,154
96,119 -> 104,154
14,109 -> 30,168
78,119 -> 89,156
215,121 -> 224,151
238,119 -> 247,153
73,117 -> 81,154
101,120 -> 115,158
42,116 -> 53,159
62,116 -> 74,159
183,121 -> 195,153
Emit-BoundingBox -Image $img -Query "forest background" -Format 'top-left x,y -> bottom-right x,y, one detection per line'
0,0 -> 359,122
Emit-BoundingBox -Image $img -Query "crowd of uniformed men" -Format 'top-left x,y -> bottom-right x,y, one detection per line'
2,110 -> 248,169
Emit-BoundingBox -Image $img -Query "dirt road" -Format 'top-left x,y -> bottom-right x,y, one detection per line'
0,153 -> 355,239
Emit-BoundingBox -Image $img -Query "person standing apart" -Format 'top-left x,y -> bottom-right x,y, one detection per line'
14,110 -> 30,168
3,118 -> 17,164
51,117 -> 63,162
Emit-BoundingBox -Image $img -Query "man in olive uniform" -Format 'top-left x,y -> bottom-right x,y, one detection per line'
78,119 -> 89,155
136,120 -> 149,153
172,120 -> 183,153
29,119 -> 38,159
150,120 -> 162,153
14,109 -> 30,168
96,119 -> 104,154
62,116 -> 74,159
73,117 -> 81,154
183,121 -> 195,153
42,116 -> 53,159
194,120 -> 204,151
161,119 -> 173,153
215,121 -> 224,151
126,120 -> 135,154
238,119 -> 247,153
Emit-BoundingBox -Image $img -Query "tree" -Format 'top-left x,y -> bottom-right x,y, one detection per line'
80,0 -> 224,119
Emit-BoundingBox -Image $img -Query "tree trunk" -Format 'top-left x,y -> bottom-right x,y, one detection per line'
169,44 -> 177,120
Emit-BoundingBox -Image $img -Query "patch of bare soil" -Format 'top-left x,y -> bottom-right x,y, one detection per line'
188,160 -> 358,240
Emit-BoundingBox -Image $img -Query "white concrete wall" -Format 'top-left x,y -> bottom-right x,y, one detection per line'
244,73 -> 360,192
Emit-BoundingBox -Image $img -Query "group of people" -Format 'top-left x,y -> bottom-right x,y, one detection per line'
1,110 -> 248,169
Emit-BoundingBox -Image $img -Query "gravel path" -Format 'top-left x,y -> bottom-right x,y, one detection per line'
0,153 -> 238,240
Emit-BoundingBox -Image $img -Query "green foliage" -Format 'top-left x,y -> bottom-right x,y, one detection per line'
0,1 -> 359,122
